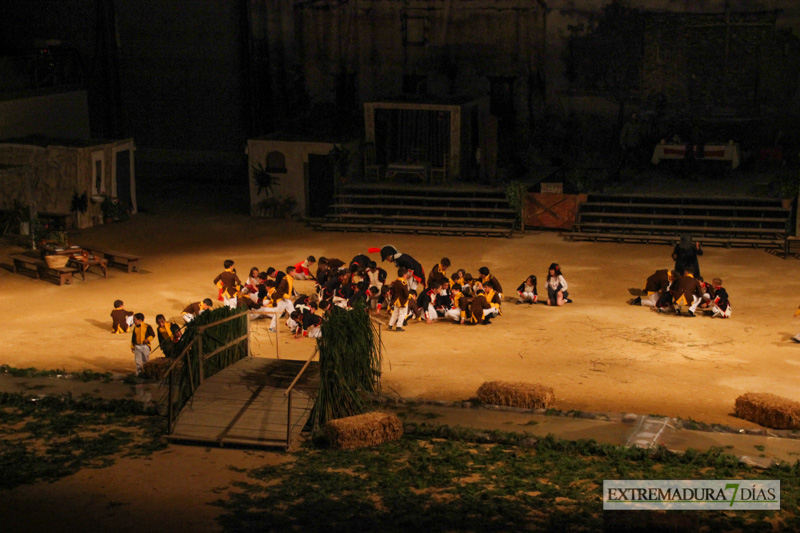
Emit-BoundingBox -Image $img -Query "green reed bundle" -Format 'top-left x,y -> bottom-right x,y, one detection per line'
310,299 -> 382,432
163,307 -> 248,417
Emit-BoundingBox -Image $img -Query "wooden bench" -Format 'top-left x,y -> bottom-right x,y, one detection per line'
10,254 -> 76,285
80,246 -> 140,273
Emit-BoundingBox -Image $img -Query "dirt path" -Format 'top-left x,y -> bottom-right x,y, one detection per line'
2,212 -> 799,426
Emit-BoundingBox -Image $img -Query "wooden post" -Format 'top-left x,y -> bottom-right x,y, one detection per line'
186,339 -> 196,394
246,312 -> 251,357
286,390 -> 292,447
197,332 -> 204,385
276,319 -> 280,359
167,368 -> 173,434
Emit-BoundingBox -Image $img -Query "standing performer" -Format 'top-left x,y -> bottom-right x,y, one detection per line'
387,267 -> 410,332
371,245 -> 426,292
111,300 -> 135,333
131,313 -> 155,376
213,260 -> 241,309
672,233 -> 703,277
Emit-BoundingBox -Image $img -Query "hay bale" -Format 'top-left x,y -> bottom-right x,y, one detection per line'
734,393 -> 800,429
142,357 -> 172,381
323,411 -> 403,450
476,381 -> 555,409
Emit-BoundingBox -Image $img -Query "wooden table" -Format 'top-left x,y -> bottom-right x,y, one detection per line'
651,142 -> 740,169
67,253 -> 108,280
385,162 -> 431,183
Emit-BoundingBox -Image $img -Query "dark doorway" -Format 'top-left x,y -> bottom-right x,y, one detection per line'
307,154 -> 335,218
115,149 -> 132,208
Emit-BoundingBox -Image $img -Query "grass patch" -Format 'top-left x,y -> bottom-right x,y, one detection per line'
0,364 -> 113,382
0,392 -> 167,489
214,427 -> 800,532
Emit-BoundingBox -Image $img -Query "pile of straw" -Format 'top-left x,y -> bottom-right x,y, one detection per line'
323,411 -> 403,450
734,393 -> 800,429
476,381 -> 555,409
142,357 -> 173,380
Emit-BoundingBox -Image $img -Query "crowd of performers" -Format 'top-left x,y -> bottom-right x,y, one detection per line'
112,232 -> 800,376
629,234 -> 731,318
214,244 -> 573,334
111,244 -> 576,375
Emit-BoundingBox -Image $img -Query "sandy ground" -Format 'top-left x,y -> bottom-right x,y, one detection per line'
2,205 -> 800,428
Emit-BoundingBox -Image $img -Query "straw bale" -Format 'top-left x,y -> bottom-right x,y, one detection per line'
734,393 -> 800,429
142,357 -> 172,381
476,381 -> 555,409
323,411 -> 403,450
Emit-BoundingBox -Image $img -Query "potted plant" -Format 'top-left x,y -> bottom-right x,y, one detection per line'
70,190 -> 89,228
252,163 -> 280,197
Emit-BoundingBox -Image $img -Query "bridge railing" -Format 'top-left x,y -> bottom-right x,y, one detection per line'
162,309 -> 251,434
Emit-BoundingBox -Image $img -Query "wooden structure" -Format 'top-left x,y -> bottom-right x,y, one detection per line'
163,310 -> 320,449
0,135 -> 136,229
10,253 -> 75,285
168,357 -> 319,449
312,183 -> 515,237
364,96 -> 496,183
567,194 -> 792,252
524,193 -> 587,230
78,245 -> 140,273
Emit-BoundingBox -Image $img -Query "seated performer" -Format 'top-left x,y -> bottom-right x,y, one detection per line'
470,289 -> 498,325
293,256 -> 317,280
427,257 -> 451,288
516,275 -> 538,304
111,299 -> 135,333
478,266 -> 503,300
709,277 -> 731,319
545,263 -> 571,306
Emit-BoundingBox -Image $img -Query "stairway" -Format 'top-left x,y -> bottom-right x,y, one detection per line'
310,184 -> 516,238
567,194 -> 792,250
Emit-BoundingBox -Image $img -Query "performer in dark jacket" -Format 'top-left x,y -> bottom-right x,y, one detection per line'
372,245 -> 426,292
670,269 -> 704,316
631,269 -> 670,307
672,233 -> 703,277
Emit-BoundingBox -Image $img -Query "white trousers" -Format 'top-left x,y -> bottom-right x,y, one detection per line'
389,306 -> 408,327
307,326 -> 322,338
223,294 -> 237,309
711,303 -> 732,318
641,293 -> 660,308
269,299 -> 295,329
676,295 -> 701,313
182,313 -> 195,323
426,303 -> 438,321
134,345 -> 151,375
444,308 -> 462,322
519,291 -> 537,303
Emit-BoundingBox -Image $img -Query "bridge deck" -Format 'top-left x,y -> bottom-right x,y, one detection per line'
169,357 -> 319,449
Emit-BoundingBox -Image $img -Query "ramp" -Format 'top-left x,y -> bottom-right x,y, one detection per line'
168,357 -> 319,449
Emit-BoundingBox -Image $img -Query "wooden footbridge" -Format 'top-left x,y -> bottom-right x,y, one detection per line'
167,357 -> 319,449
162,310 -> 320,450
